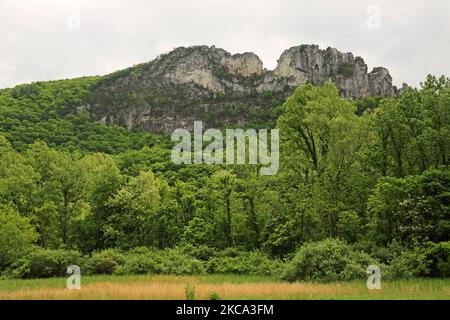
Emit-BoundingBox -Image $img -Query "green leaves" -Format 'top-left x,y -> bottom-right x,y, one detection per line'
368,169 -> 450,246
0,74 -> 449,281
0,206 -> 38,269
105,171 -> 161,249
372,76 -> 450,178
282,238 -> 376,282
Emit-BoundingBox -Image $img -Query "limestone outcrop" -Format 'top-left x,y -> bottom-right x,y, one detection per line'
86,45 -> 399,134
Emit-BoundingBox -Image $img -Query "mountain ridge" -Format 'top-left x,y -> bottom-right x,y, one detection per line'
82,44 -> 402,134
2,45 -> 404,135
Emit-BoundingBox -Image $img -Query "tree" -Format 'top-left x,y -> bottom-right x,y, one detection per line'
277,83 -> 371,239
209,170 -> 236,247
25,141 -> 87,248
75,153 -> 123,252
371,76 -> 449,178
368,169 -> 450,246
105,171 -> 161,249
0,206 -> 38,269
277,83 -> 369,176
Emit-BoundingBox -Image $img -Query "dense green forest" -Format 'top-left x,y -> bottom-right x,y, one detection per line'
0,75 -> 448,281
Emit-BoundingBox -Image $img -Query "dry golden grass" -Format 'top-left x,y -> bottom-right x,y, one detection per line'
0,276 -> 448,300
0,282 -> 358,300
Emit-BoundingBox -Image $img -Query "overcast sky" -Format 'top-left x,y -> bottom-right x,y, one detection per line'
1,0 -> 449,89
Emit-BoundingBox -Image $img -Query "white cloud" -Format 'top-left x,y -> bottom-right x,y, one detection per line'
0,0 -> 449,88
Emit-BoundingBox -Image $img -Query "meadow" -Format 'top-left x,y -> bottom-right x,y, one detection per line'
0,275 -> 449,300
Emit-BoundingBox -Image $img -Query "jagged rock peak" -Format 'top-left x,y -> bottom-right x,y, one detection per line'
87,44 -> 400,134
146,44 -> 398,99
155,45 -> 264,77
271,44 -> 398,98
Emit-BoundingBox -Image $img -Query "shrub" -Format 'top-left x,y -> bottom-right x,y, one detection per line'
185,284 -> 196,300
88,248 -> 125,275
387,249 -> 430,279
179,244 -> 217,261
114,247 -> 206,275
114,247 -> 159,275
157,249 -> 206,275
8,248 -> 86,278
209,292 -> 221,300
385,242 -> 450,279
116,247 -> 280,276
367,241 -> 405,264
208,251 -> 284,276
338,62 -> 354,77
426,241 -> 450,277
282,238 -> 377,282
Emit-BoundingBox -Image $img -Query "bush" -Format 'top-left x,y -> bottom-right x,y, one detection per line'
116,247 -> 281,276
179,244 -> 217,261
426,241 -> 450,277
185,284 -> 196,300
114,247 -> 206,275
209,292 -> 221,300
88,249 -> 125,275
157,249 -> 206,275
207,250 -> 284,276
114,247 -> 159,275
7,248 -> 86,278
387,249 -> 430,279
354,241 -> 450,279
367,241 -> 405,265
282,238 -> 377,282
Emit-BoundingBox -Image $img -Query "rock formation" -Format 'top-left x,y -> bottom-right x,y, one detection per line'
86,45 -> 399,134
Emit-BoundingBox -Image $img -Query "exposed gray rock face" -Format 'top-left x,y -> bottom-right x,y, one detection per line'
223,52 -> 264,77
268,45 -> 397,98
368,67 -> 397,96
160,46 -> 264,94
86,45 -> 399,134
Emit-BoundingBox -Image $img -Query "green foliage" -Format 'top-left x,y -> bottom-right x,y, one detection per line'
113,248 -> 160,275
388,249 -> 431,279
282,239 -> 377,282
185,283 -> 196,300
157,249 -> 206,275
368,169 -> 450,246
8,248 -> 86,278
338,62 -> 355,78
114,247 -> 206,276
212,66 -> 227,78
0,78 -> 165,154
424,241 -> 450,277
105,171 -> 161,249
0,206 -> 38,269
208,250 -> 284,276
371,76 -> 449,177
380,241 -> 450,279
275,83 -> 374,246
88,249 -> 126,275
209,292 -> 221,300
355,96 -> 382,115
0,75 -> 449,282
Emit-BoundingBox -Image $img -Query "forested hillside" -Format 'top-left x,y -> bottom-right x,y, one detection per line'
0,73 -> 448,281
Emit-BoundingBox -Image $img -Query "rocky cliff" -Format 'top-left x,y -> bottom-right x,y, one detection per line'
85,45 -> 399,134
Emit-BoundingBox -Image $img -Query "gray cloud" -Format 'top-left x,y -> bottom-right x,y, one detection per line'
1,0 -> 449,89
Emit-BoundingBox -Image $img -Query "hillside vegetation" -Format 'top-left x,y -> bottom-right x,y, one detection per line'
0,73 -> 449,282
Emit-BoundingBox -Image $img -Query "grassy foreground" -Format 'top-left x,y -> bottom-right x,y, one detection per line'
0,275 -> 449,300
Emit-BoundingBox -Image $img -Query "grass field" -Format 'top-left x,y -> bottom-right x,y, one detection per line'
0,275 -> 449,300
